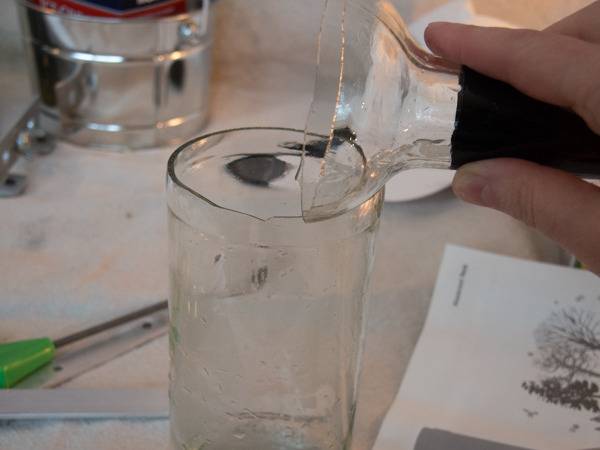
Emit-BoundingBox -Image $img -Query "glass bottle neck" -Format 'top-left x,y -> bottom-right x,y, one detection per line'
364,3 -> 460,173
300,0 -> 461,221
380,65 -> 459,173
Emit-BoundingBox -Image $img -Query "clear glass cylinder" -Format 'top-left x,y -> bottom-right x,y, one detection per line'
167,127 -> 383,450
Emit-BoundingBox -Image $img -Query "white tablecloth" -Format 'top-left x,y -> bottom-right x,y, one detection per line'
0,0 -> 584,448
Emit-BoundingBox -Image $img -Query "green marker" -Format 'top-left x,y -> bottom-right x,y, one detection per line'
0,300 -> 168,388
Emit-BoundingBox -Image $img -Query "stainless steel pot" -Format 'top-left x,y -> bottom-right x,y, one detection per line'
16,1 -> 212,149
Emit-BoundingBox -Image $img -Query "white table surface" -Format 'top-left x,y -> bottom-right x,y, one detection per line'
0,0 -> 588,448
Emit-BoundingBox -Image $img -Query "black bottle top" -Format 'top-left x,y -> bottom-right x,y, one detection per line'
451,67 -> 600,177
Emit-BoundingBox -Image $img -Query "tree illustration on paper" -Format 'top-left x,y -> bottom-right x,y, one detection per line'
522,307 -> 600,414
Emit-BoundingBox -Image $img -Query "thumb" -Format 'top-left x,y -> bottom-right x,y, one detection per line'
453,158 -> 600,274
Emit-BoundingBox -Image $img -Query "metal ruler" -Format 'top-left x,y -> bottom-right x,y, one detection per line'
0,389 -> 168,420
0,303 -> 169,419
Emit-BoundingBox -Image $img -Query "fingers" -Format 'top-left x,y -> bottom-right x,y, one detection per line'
546,1 -> 600,43
424,22 -> 600,133
453,158 -> 600,274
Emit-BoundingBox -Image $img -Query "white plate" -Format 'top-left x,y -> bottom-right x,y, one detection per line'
384,168 -> 455,202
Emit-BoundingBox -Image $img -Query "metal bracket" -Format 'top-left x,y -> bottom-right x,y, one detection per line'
0,99 -> 56,198
0,173 -> 28,198
15,306 -> 168,389
178,0 -> 211,47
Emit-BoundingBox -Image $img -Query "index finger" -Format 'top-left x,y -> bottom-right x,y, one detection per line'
424,22 -> 600,133
546,0 -> 600,43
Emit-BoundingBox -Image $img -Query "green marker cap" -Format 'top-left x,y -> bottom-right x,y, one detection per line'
0,338 -> 55,388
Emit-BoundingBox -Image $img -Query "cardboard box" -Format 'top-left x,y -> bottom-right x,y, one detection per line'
32,0 -> 188,18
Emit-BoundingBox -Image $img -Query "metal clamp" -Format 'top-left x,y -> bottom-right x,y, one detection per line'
0,99 -> 56,198
178,0 -> 211,47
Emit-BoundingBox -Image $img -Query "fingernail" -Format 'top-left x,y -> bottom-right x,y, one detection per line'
423,22 -> 448,55
452,166 -> 492,206
424,22 -> 445,54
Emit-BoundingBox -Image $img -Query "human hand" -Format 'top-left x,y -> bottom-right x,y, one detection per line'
424,1 -> 600,274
